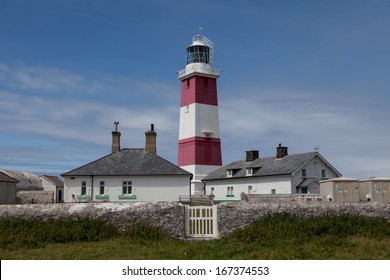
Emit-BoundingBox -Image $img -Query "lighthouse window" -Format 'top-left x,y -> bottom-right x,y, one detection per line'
186,45 -> 210,64
186,79 -> 190,87
204,77 -> 208,86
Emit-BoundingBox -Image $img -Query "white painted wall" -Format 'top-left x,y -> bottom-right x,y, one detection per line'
64,175 -> 190,202
40,177 -> 56,202
205,175 -> 292,202
179,103 -> 220,140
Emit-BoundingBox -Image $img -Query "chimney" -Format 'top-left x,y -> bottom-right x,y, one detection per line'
276,143 -> 288,158
246,150 -> 259,162
111,121 -> 121,153
145,124 -> 157,154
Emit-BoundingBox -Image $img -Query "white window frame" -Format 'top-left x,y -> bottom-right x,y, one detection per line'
122,181 -> 132,195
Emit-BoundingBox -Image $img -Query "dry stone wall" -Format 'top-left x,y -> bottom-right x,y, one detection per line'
0,201 -> 389,239
218,201 -> 390,236
0,202 -> 185,238
16,191 -> 54,204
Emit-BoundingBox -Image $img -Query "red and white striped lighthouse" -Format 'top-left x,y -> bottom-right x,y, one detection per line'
178,34 -> 222,195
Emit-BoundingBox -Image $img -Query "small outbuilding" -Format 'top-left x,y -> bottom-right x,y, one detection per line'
320,177 -> 360,202
0,171 -> 19,204
40,175 -> 64,203
359,177 -> 390,203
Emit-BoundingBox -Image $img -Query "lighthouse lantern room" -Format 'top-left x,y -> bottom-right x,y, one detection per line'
178,34 -> 223,195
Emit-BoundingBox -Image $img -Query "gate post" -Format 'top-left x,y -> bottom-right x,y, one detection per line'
212,204 -> 219,238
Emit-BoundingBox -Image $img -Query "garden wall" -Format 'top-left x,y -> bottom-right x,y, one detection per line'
0,201 -> 389,239
16,191 -> 54,204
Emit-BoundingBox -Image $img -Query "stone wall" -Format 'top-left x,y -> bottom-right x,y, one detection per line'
0,201 -> 389,239
16,191 -> 54,204
242,193 -> 296,203
218,201 -> 390,237
0,202 -> 185,238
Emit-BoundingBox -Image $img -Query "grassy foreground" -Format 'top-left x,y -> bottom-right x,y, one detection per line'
1,213 -> 390,259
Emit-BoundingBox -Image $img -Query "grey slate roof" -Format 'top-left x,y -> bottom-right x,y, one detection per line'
62,148 -> 192,177
203,152 -> 340,181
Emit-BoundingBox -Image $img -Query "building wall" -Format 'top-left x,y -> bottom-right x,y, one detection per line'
0,182 -> 17,204
359,180 -> 390,203
40,177 -> 64,203
320,180 -> 360,202
291,156 -> 340,194
205,175 -> 291,202
64,175 -> 190,202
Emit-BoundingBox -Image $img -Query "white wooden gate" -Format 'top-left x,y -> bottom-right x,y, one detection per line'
185,205 -> 218,238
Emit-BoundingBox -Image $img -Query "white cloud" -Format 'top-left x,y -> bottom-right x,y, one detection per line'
219,88 -> 390,179
1,63 -> 389,179
0,63 -> 104,95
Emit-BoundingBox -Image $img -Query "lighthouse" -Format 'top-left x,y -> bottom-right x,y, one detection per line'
177,34 -> 222,195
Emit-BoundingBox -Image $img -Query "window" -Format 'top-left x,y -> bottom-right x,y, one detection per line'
301,169 -> 307,177
204,77 -> 208,86
186,79 -> 190,87
81,181 -> 87,195
210,187 -> 214,194
99,181 -> 105,195
321,169 -> 326,178
227,186 -> 234,197
246,168 -> 253,176
271,189 -> 276,195
248,185 -> 252,194
227,170 -> 233,177
122,181 -> 132,195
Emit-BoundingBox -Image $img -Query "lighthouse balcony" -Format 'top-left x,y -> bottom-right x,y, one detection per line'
178,64 -> 222,80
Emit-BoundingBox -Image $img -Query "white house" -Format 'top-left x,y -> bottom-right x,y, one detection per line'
40,175 -> 64,203
62,124 -> 192,203
203,144 -> 341,202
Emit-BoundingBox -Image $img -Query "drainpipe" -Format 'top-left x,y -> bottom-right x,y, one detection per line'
189,174 -> 193,204
91,175 -> 94,202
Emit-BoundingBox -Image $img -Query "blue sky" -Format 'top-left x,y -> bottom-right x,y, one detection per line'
0,0 -> 389,179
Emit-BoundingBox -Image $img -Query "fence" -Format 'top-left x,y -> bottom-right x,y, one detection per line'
184,205 -> 218,238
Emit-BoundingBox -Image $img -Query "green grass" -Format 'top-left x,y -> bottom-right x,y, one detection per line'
1,213 -> 390,259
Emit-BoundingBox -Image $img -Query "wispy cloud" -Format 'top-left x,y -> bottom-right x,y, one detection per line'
219,88 -> 390,178
0,63 -> 104,95
0,63 -> 181,172
1,62 -> 390,178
